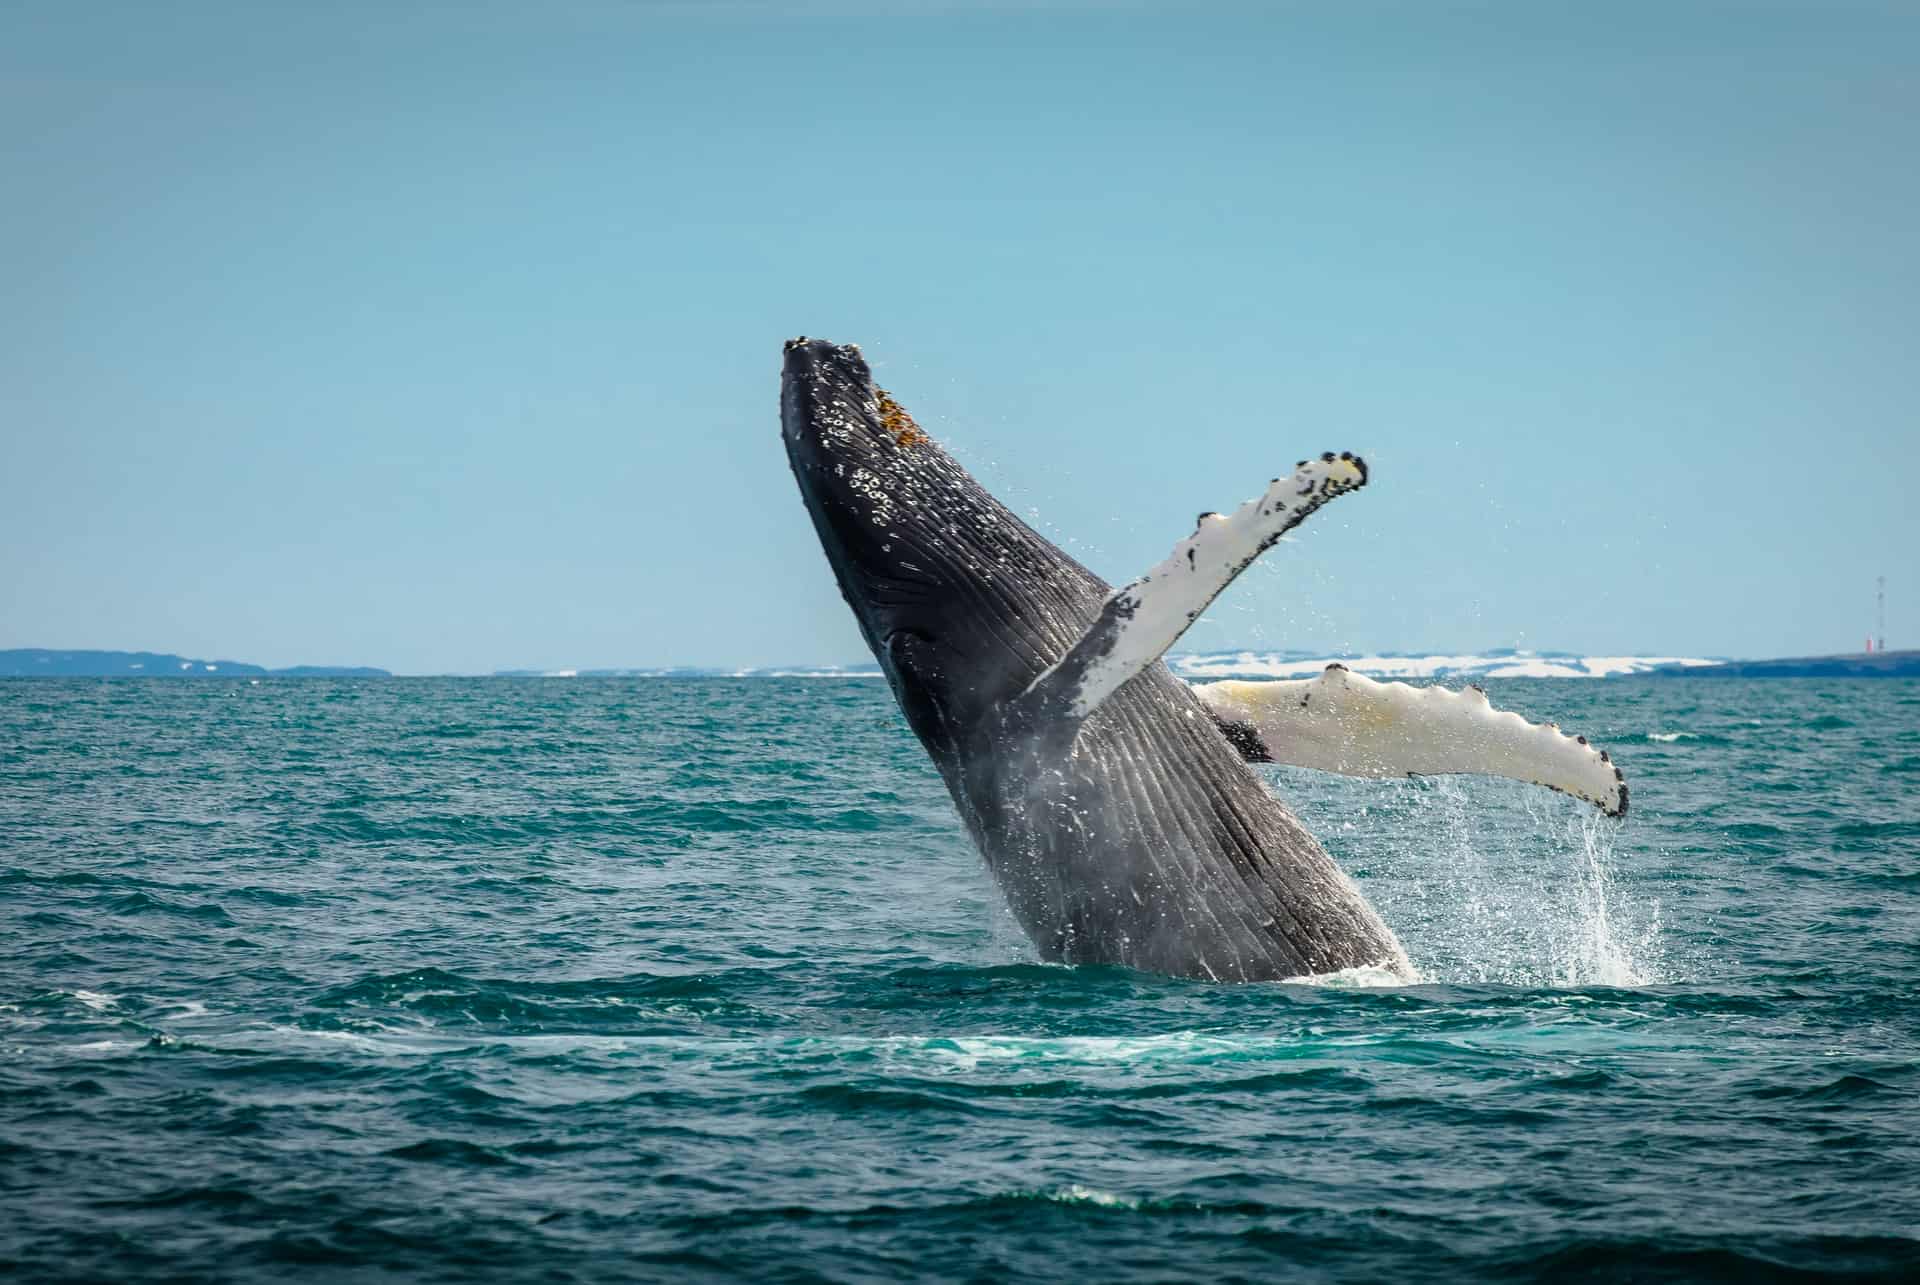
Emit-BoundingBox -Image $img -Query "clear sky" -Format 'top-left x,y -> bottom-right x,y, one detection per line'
4,1 -> 1915,673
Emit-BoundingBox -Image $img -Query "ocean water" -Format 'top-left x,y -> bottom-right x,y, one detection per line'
3,676 -> 1917,1282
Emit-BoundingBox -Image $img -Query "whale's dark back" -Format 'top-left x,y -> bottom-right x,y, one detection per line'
782,338 -> 1403,981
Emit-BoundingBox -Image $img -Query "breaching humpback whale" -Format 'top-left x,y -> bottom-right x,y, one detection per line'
782,338 -> 1626,982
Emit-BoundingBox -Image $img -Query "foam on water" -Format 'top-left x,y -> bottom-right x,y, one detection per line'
29,1020 -> 1692,1074
1283,961 -> 1417,988
1043,1185 -> 1138,1209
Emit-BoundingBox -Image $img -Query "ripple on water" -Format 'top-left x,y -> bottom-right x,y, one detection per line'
1,676 -> 1917,1281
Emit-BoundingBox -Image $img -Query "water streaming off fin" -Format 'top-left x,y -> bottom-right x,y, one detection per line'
1276,765 -> 1667,988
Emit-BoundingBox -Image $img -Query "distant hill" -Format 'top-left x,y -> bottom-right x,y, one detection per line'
487,651 -> 1721,681
1637,650 -> 1920,678
491,665 -> 884,678
1166,649 -> 1721,681
20,647 -> 1902,681
0,650 -> 390,678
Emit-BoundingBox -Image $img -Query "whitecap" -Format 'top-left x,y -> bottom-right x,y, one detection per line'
61,1039 -> 141,1054
1045,1185 -> 1137,1209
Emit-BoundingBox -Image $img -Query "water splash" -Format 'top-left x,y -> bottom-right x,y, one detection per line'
1306,772 -> 1666,988
1547,805 -> 1661,987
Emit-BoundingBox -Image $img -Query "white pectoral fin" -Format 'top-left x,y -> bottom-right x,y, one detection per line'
1015,453 -> 1369,726
1196,667 -> 1630,817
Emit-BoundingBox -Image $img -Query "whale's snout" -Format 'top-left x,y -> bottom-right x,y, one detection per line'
780,335 -> 935,633
783,335 -> 860,357
781,337 -> 869,407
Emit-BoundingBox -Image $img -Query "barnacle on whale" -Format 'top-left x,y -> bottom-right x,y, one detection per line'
875,388 -> 927,448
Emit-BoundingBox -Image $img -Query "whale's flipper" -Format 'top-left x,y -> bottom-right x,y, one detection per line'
1196,667 -> 1629,817
1015,453 -> 1368,727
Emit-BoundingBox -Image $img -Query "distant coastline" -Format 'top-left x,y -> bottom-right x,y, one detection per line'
1634,651 -> 1920,679
0,650 -> 390,679
6,646 -> 1913,680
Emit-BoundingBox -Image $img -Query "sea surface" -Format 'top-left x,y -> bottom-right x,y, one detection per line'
3,677 -> 1917,1282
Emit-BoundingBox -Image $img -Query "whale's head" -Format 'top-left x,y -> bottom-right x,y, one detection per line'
781,337 -> 1103,759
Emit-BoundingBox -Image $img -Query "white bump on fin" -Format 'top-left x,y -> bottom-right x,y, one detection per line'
1019,454 -> 1368,725
1195,667 -> 1630,817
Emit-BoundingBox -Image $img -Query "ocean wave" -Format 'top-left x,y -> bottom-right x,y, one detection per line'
5,671 -> 1917,1283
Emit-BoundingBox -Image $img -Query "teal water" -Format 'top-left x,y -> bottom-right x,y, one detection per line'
3,677 -> 1917,1281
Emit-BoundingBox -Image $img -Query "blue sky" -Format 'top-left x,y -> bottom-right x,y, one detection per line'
4,1 -> 1914,673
